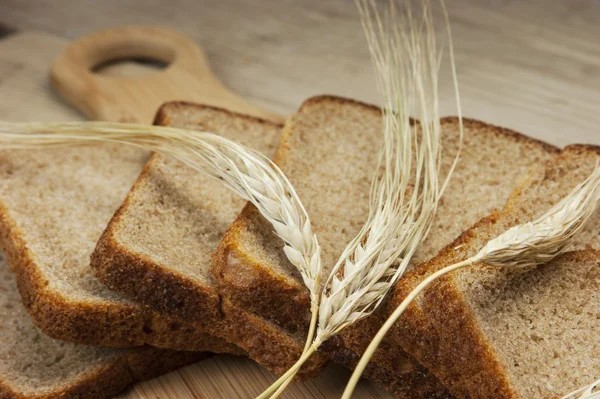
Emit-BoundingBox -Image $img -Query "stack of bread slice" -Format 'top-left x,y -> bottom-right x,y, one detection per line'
2,94 -> 599,399
0,254 -> 207,398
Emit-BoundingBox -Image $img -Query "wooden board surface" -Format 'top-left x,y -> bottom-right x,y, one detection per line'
0,1 -> 599,398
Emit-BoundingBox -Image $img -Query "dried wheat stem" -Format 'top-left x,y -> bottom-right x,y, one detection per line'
268,373 -> 293,398
561,378 -> 600,399
314,0 -> 454,345
0,121 -> 322,301
259,1 -> 461,396
343,164 -> 600,398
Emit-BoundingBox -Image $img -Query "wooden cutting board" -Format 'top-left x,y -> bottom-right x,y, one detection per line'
0,30 -> 392,399
49,25 -> 284,124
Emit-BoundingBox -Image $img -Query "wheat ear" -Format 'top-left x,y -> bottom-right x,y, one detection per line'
316,0 -> 461,344
258,0 -> 462,397
343,162 -> 600,398
0,121 -> 322,301
561,378 -> 600,399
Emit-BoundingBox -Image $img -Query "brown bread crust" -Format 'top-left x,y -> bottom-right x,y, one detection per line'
212,203 -> 312,334
90,102 -> 328,377
0,346 -> 208,399
385,212 -> 506,397
91,155 -> 223,325
321,336 -> 452,399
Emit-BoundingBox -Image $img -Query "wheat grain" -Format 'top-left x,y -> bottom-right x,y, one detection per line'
316,0 -> 462,344
343,162 -> 600,398
0,121 -> 322,301
561,378 -> 600,399
258,0 -> 462,397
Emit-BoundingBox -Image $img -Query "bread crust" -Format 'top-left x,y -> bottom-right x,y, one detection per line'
91,153 -> 223,324
321,335 -> 452,399
212,203 -> 312,333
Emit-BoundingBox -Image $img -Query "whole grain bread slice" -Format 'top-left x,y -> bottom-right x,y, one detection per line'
0,254 -> 207,399
211,95 -> 558,394
388,145 -> 600,398
90,102 -> 328,377
332,119 -> 560,385
0,126 -> 238,354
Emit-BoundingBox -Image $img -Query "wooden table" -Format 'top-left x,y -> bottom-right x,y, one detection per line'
0,1 -> 599,398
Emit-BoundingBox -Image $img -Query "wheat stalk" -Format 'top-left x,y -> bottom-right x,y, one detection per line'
342,162 -> 600,398
258,0 -> 462,397
0,121 -> 322,301
316,0 -> 463,342
561,378 -> 600,399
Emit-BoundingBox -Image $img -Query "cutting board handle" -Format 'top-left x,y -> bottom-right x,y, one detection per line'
50,26 -> 282,124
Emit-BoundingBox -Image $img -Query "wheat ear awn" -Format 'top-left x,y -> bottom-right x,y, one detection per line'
342,162 -> 600,398
561,378 -> 600,399
0,121 -> 322,303
316,0 -> 461,344
258,0 -> 462,397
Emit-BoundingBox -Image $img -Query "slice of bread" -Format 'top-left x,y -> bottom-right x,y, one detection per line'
211,95 -> 558,393
0,129 -> 238,354
389,145 -> 600,398
332,119 -> 560,383
90,103 -> 328,376
0,254 -> 207,399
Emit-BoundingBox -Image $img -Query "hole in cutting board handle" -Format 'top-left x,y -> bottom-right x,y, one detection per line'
92,57 -> 170,78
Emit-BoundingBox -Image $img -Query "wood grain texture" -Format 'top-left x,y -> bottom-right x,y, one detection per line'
0,1 -> 599,398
